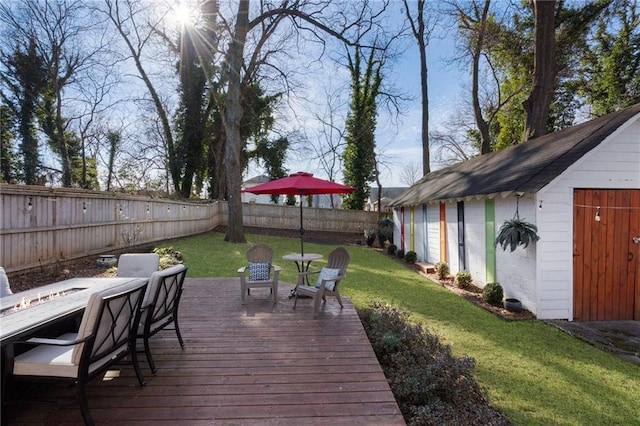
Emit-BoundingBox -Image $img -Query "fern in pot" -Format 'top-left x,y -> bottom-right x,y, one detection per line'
495,197 -> 540,252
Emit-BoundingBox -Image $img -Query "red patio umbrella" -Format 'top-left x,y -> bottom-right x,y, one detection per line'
241,172 -> 355,255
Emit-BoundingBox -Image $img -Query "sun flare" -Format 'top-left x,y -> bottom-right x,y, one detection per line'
170,0 -> 198,27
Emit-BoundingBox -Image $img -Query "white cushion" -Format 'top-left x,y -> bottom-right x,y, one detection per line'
73,280 -> 145,365
248,262 -> 270,281
13,332 -> 79,378
13,332 -> 127,378
315,267 -> 340,291
0,267 -> 12,297
117,253 -> 159,278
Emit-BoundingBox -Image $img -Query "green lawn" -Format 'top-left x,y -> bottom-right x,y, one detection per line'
165,231 -> 640,426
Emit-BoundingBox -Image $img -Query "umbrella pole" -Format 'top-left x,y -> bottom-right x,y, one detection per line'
299,200 -> 304,256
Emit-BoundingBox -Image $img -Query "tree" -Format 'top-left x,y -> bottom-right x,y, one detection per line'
342,45 -> 382,210
403,0 -> 436,173
216,0 -> 388,241
101,0 -> 181,193
522,0 -> 557,141
399,162 -> 422,186
0,37 -> 47,184
105,130 -> 120,191
306,84 -> 348,209
577,0 -> 640,115
456,0 -> 495,154
0,105 -> 18,183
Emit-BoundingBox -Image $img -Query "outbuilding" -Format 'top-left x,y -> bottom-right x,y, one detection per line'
390,103 -> 640,320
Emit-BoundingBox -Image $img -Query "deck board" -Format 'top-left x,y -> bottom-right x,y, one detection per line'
5,278 -> 404,425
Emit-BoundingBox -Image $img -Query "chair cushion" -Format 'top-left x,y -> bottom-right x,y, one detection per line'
248,262 -> 270,281
143,264 -> 186,307
73,280 -> 145,365
117,253 -> 159,278
13,332 -> 127,378
13,332 -> 79,378
315,267 -> 340,291
0,267 -> 12,297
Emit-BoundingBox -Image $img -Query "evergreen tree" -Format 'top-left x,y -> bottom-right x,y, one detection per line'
342,47 -> 382,210
1,38 -> 47,184
576,0 -> 640,115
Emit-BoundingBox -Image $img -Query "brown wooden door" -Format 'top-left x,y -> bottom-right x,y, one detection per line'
573,189 -> 640,321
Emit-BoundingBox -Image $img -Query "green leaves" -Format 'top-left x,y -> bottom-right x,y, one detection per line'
495,218 -> 540,252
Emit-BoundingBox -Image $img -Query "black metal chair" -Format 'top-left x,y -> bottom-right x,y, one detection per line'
11,279 -> 148,425
137,264 -> 188,374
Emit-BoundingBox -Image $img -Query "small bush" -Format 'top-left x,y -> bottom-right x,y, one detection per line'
364,229 -> 377,246
434,262 -> 449,280
358,303 -> 509,425
387,244 -> 398,256
483,282 -> 504,306
396,249 -> 405,259
404,251 -> 417,264
378,217 -> 394,247
154,246 -> 184,269
455,270 -> 472,289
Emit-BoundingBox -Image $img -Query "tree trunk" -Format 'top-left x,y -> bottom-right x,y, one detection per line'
223,0 -> 249,243
523,0 -> 556,141
417,5 -> 430,174
472,0 -> 492,155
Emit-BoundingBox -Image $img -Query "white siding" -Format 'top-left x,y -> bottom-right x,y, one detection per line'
427,203 -> 440,263
445,202 -> 459,274
392,208 -> 401,250
535,116 -> 640,319
413,205 -> 427,262
464,201 -> 487,286
494,195 -> 538,313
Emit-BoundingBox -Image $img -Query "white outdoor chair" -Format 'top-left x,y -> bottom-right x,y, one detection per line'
293,247 -> 350,316
11,279 -> 148,425
238,244 -> 281,304
0,267 -> 12,297
117,253 -> 159,277
137,264 -> 188,374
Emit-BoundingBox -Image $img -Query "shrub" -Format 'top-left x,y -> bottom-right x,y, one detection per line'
364,229 -> 377,247
455,270 -> 472,289
387,244 -> 397,256
358,303 -> 509,425
404,251 -> 417,264
433,262 -> 449,280
396,249 -> 405,259
483,282 -> 504,306
378,217 -> 394,246
153,246 -> 184,269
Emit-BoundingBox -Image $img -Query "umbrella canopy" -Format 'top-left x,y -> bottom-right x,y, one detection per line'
242,172 -> 355,255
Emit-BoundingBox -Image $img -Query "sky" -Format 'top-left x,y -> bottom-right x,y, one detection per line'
245,5 -> 470,189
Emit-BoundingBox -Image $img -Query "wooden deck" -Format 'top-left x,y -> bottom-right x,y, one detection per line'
5,278 -> 404,425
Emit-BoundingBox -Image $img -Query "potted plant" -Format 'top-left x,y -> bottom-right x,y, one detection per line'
377,217 -> 394,247
364,229 -> 377,247
495,218 -> 540,252
504,298 -> 523,312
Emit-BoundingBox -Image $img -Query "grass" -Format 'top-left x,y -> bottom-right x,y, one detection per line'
163,230 -> 640,426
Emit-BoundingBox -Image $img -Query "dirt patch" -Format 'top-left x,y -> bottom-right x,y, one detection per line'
8,258 -> 117,293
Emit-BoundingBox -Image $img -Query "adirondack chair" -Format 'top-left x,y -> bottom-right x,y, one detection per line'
238,244 -> 281,304
293,247 -> 350,316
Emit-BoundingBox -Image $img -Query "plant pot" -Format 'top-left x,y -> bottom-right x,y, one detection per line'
504,298 -> 522,312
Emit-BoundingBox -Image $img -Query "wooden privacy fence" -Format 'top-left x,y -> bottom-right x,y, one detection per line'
1,185 -> 379,274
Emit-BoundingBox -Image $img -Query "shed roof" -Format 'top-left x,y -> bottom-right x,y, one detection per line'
390,103 -> 640,207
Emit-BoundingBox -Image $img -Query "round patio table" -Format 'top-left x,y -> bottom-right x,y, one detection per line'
282,253 -> 323,298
